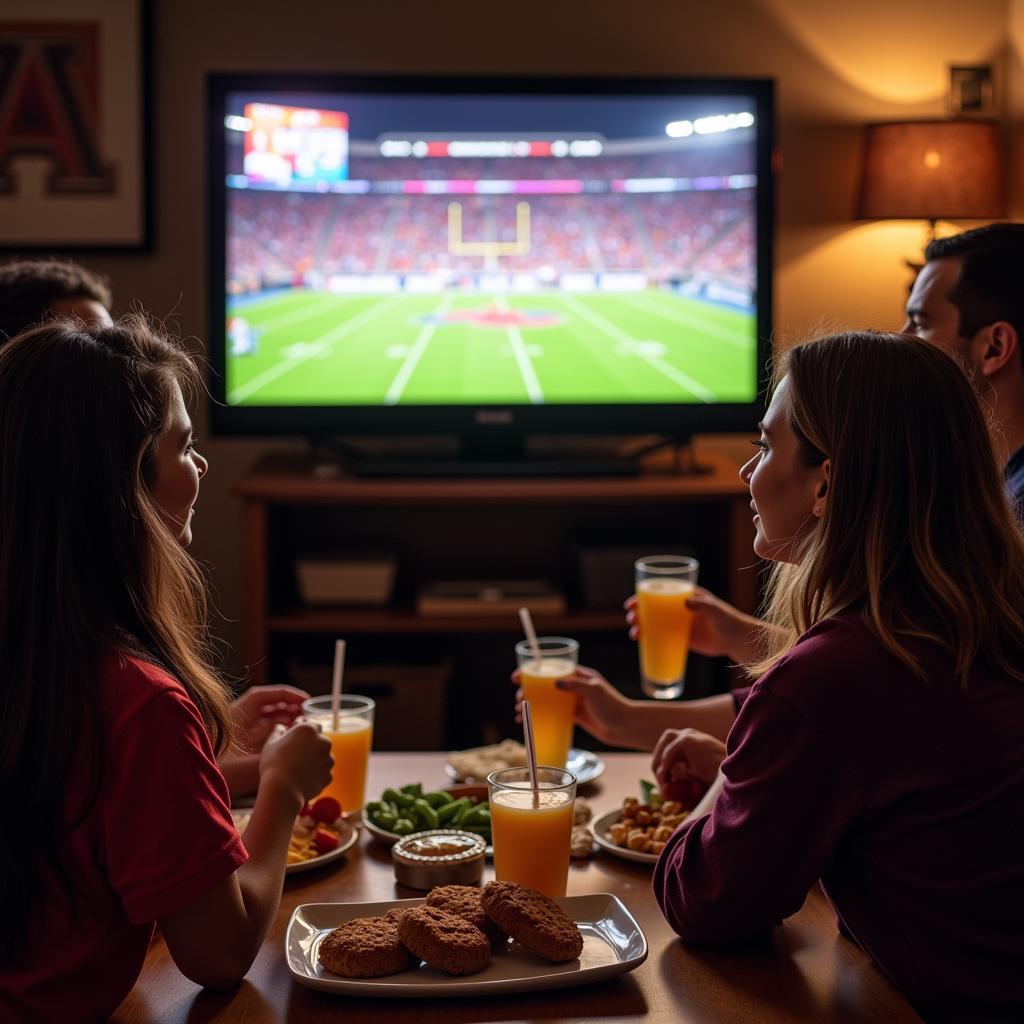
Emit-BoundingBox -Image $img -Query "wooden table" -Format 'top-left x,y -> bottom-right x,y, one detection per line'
112,754 -> 922,1023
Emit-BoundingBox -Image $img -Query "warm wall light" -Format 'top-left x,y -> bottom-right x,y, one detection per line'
857,120 -> 1004,242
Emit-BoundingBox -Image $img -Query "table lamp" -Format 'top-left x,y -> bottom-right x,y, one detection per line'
857,120 -> 1005,248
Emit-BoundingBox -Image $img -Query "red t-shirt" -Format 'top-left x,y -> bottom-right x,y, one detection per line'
0,651 -> 247,1023
654,615 -> 1024,1023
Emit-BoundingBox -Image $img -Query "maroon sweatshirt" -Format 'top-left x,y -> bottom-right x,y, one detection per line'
654,615 -> 1024,1023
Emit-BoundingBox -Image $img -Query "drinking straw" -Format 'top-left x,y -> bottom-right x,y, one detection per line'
331,638 -> 346,732
518,606 -> 542,666
521,699 -> 541,806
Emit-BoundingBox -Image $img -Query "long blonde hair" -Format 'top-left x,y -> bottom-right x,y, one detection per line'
754,331 -> 1024,685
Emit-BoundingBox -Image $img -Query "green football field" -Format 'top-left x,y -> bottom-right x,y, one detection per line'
225,289 -> 757,406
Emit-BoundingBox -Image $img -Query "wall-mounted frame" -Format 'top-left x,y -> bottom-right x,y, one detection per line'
0,0 -> 152,251
948,65 -> 994,117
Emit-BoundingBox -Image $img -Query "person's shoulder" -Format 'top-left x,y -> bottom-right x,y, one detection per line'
756,615 -> 895,701
100,649 -> 193,735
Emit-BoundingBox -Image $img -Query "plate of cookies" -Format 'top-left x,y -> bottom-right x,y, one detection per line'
590,795 -> 691,865
286,881 -> 647,996
446,741 -> 605,786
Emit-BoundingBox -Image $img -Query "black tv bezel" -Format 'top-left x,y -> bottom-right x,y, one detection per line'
206,73 -> 774,439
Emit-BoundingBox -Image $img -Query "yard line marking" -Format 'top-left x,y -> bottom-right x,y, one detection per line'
559,294 -> 715,402
383,293 -> 455,405
495,295 -> 543,404
228,297 -> 403,403
622,292 -> 751,349
241,293 -> 356,334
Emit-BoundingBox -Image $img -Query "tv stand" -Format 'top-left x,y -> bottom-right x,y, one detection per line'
306,434 -> 712,478
232,449 -> 759,687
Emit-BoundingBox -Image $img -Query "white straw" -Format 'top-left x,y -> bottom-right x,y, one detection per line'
331,638 -> 346,732
521,699 -> 540,806
518,606 -> 542,667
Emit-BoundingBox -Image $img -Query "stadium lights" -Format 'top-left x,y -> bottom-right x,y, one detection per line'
665,121 -> 694,138
224,115 -> 254,132
666,112 -> 754,138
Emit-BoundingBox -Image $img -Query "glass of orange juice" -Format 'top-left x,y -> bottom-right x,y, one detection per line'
488,766 -> 577,898
635,555 -> 699,700
515,636 -> 578,769
301,694 -> 375,815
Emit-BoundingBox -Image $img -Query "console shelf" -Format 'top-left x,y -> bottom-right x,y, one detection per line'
234,448 -> 757,688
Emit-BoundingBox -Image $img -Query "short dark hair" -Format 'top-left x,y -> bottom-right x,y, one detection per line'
0,258 -> 113,344
924,224 -> 1024,349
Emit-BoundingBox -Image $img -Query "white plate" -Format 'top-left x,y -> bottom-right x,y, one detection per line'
232,810 -> 358,875
286,893 -> 647,996
446,748 -> 606,786
589,809 -> 660,865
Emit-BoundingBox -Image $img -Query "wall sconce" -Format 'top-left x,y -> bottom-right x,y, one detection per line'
856,119 -> 1005,245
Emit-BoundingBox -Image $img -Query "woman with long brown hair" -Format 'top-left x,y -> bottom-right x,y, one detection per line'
651,331 -> 1024,1023
0,320 -> 332,1021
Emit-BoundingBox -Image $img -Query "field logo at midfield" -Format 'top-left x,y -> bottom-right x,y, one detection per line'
414,305 -> 565,330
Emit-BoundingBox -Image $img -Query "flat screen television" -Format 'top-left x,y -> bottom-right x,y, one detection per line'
207,74 -> 774,469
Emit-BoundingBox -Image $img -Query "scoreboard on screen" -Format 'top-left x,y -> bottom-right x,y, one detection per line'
242,103 -> 349,188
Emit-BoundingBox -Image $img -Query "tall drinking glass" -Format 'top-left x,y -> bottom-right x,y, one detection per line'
488,766 -> 577,898
515,636 -> 579,769
635,555 -> 700,700
301,694 -> 375,814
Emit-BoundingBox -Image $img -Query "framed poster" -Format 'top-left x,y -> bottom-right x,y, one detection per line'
0,0 -> 151,250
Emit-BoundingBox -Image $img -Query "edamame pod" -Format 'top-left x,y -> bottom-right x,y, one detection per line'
412,798 -> 440,829
459,805 -> 491,827
437,797 -> 470,823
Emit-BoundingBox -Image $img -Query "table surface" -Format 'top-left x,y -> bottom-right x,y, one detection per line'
112,753 -> 922,1024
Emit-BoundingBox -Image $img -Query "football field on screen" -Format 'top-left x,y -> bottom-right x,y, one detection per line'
225,289 -> 757,406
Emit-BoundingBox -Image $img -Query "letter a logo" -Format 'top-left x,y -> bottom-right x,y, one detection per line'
0,22 -> 114,195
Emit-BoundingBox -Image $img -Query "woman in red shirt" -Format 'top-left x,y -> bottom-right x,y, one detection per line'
0,319 -> 333,1021
651,332 -> 1024,1023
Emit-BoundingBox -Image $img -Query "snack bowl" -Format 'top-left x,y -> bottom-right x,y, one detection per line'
392,829 -> 486,890
364,784 -> 489,848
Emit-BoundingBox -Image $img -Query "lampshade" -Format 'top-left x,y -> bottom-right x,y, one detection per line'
857,120 -> 1004,222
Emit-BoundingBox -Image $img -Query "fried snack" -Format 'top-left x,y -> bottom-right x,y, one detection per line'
609,797 -> 688,855
570,825 -> 594,859
573,799 -> 593,826
480,881 -> 583,963
447,739 -> 527,782
397,905 -> 491,976
317,914 -> 415,978
426,884 -> 506,944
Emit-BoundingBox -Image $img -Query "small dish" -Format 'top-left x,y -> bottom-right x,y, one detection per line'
392,829 -> 486,889
445,748 -> 606,786
589,808 -> 660,865
286,893 -> 648,996
232,809 -> 358,875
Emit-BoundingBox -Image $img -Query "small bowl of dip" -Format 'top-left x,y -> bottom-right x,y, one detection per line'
391,829 -> 486,890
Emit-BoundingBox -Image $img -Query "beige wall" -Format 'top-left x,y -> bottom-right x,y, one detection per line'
78,0 -> 1013,673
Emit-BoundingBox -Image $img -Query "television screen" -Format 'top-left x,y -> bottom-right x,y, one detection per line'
208,75 -> 773,439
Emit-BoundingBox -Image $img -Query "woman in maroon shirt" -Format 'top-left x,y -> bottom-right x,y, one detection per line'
651,331 -> 1024,1024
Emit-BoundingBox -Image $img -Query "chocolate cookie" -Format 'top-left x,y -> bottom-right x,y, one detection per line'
397,904 -> 491,976
317,914 -> 415,978
426,884 -> 506,944
480,881 -> 583,962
